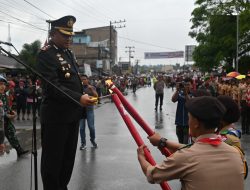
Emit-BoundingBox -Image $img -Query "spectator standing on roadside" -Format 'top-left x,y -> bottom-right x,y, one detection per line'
15,80 -> 27,120
172,79 -> 192,144
79,74 -> 98,150
153,75 -> 165,111
0,98 -> 4,155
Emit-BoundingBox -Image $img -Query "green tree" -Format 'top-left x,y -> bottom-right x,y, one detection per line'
189,0 -> 250,72
19,40 -> 41,69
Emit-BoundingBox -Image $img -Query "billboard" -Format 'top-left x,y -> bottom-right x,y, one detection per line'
185,45 -> 196,62
120,62 -> 130,70
96,60 -> 103,68
144,51 -> 184,59
84,63 -> 92,76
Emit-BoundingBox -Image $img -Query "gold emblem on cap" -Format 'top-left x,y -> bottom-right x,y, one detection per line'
67,19 -> 74,27
65,72 -> 71,78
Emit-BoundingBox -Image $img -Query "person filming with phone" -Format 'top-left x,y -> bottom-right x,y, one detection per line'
172,78 -> 193,144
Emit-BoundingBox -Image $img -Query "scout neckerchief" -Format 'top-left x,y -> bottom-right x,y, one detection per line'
220,127 -> 241,139
197,136 -> 222,146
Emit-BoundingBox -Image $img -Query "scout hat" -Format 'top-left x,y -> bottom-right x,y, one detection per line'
186,96 -> 226,121
217,95 -> 240,124
49,15 -> 76,36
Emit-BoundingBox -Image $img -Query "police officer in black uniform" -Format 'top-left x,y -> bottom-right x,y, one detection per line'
36,15 -> 96,190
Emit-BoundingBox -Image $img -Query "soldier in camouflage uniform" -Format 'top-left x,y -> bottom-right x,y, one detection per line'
0,75 -> 28,157
0,99 -> 4,154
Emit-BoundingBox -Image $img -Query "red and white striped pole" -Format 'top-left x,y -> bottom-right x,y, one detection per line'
112,94 -> 171,190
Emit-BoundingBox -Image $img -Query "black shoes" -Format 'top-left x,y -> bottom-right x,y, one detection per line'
91,141 -> 98,148
80,141 -> 98,149
80,143 -> 87,150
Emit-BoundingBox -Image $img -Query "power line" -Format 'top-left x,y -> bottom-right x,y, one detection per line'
118,36 -> 180,51
0,1 -> 46,21
53,0 -> 106,24
0,10 -> 47,31
23,0 -> 55,19
94,0 -> 119,19
0,19 -> 47,33
77,0 -> 113,20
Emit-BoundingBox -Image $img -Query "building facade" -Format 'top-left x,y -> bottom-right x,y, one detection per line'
70,26 -> 117,76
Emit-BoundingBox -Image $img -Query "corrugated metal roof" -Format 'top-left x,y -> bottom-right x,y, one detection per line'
0,53 -> 25,69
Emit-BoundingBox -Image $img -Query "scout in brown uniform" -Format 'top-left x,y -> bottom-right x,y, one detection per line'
137,96 -> 244,190
217,81 -> 223,96
238,79 -> 248,134
225,82 -> 231,96
231,82 -> 239,103
217,95 -> 241,148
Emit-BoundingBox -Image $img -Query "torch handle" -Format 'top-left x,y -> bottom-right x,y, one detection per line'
110,85 -> 171,156
112,94 -> 171,190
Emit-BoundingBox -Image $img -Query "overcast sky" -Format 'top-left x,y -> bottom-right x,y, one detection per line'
0,0 -> 196,65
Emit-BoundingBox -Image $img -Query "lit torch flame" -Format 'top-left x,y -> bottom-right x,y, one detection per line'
105,79 -> 114,94
105,79 -> 113,87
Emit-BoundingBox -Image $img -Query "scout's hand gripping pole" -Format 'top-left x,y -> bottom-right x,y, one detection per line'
107,81 -> 171,157
112,94 -> 171,190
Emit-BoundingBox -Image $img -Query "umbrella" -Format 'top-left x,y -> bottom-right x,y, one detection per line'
226,71 -> 240,77
235,75 -> 246,80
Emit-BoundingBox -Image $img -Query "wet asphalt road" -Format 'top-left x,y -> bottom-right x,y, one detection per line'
0,86 -> 249,190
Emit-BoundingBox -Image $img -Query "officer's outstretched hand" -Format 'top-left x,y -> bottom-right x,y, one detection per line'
80,94 -> 96,106
148,132 -> 161,146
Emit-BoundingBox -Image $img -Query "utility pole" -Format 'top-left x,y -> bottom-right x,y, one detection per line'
125,46 -> 135,74
236,13 -> 239,72
97,44 -> 102,76
109,19 -> 126,74
135,59 -> 140,75
8,24 -> 11,53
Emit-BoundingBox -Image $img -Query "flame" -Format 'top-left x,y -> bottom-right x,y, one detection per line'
105,79 -> 113,86
105,79 -> 114,94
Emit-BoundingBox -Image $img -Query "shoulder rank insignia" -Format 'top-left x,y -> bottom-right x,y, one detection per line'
41,45 -> 51,51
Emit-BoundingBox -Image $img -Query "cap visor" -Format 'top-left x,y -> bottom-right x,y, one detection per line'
59,29 -> 74,36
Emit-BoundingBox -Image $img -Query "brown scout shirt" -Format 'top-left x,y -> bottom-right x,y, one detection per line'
146,134 -> 244,190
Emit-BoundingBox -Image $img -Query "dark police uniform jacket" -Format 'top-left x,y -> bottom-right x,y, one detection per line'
36,41 -> 84,124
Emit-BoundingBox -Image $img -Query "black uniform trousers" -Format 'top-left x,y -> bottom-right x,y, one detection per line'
41,121 -> 79,190
155,93 -> 164,108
